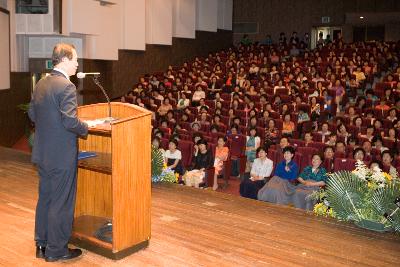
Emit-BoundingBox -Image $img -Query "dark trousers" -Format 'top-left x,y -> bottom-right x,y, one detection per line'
35,165 -> 77,257
240,179 -> 266,199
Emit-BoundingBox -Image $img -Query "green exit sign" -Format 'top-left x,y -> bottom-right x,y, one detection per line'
45,59 -> 53,69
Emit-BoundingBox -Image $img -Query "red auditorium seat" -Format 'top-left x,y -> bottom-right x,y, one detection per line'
333,158 -> 356,172
296,103 -> 311,113
203,135 -> 214,144
291,139 -> 305,147
334,151 -> 347,159
280,95 -> 292,103
221,93 -> 231,101
228,134 -> 247,176
382,139 -> 395,150
210,132 -> 226,142
309,142 -> 327,151
200,124 -> 211,132
228,134 -> 246,156
209,143 -> 217,157
275,88 -> 289,95
178,140 -> 194,168
296,146 -> 318,158
221,116 -> 229,125
160,138 -> 169,150
312,133 -> 323,142
181,122 -> 192,131
205,100 -> 215,109
346,146 -> 355,158
234,109 -> 247,118
293,153 -> 304,172
205,167 -> 216,187
323,159 -> 334,173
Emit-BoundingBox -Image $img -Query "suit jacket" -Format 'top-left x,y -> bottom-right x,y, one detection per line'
28,70 -> 88,170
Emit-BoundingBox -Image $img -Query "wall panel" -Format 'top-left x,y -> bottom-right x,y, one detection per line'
233,0 -> 400,43
146,0 -> 173,45
218,0 -> 233,30
120,0 -> 146,50
196,0 -> 218,32
172,0 -> 196,39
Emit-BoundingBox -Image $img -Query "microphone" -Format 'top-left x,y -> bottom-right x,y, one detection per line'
76,72 -> 100,79
77,72 -> 116,122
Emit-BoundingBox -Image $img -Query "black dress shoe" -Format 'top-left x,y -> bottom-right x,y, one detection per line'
36,245 -> 46,259
45,248 -> 82,262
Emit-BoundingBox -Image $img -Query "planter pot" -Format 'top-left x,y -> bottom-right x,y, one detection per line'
355,219 -> 392,232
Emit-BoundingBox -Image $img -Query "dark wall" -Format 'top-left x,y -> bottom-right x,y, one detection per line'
233,0 -> 400,43
82,29 -> 233,104
29,30 -> 232,105
0,72 -> 32,147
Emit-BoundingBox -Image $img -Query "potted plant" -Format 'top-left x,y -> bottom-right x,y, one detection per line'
311,161 -> 400,233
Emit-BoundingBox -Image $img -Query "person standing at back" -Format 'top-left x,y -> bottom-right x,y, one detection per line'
28,43 -> 88,262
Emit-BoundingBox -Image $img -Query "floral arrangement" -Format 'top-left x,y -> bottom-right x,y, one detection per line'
311,160 -> 400,232
352,160 -> 396,188
151,163 -> 179,183
151,146 -> 179,183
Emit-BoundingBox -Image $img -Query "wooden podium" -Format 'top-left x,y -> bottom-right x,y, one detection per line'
72,102 -> 152,259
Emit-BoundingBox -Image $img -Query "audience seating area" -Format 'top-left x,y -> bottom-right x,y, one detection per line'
121,38 -> 400,190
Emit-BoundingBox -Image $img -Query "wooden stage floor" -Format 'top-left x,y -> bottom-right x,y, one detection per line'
1,147 -> 400,267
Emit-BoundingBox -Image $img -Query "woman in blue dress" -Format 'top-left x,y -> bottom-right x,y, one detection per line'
257,146 -> 299,205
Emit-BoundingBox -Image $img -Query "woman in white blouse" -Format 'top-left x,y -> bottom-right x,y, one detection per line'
192,86 -> 206,106
177,92 -> 190,110
240,146 -> 273,199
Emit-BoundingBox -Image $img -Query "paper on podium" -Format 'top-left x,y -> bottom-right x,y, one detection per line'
83,119 -> 107,128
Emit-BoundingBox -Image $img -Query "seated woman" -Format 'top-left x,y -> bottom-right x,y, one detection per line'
323,146 -> 335,172
246,127 -> 261,172
292,154 -> 327,210
381,150 -> 399,179
212,137 -> 230,191
282,113 -> 295,137
369,160 -> 382,173
372,135 -> 389,153
240,146 -> 274,199
183,139 -> 214,188
296,108 -> 310,135
152,136 -> 165,157
157,98 -> 173,116
264,119 -> 279,147
164,139 -> 184,175
177,92 -> 190,110
257,146 -> 299,205
336,123 -> 352,145
192,86 -> 206,106
353,147 -> 366,163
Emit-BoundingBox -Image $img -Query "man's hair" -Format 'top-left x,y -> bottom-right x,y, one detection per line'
52,43 -> 76,66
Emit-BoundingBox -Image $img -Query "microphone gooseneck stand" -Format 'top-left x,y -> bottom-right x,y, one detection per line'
91,75 -> 114,242
92,76 -> 115,122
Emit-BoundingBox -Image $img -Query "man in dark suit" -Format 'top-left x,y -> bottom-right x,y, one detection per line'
28,43 -> 88,262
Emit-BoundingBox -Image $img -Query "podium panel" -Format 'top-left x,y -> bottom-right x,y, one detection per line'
72,102 -> 152,259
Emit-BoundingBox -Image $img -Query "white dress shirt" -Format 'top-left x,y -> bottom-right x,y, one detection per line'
251,157 -> 274,178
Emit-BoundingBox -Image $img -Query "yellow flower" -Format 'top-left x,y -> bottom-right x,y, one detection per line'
383,172 -> 392,181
